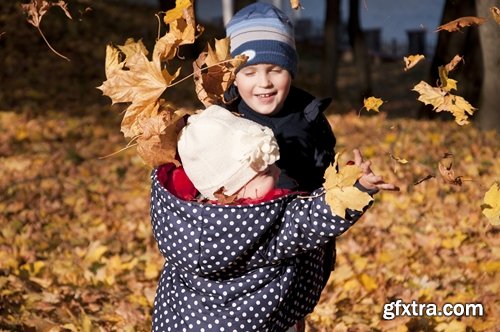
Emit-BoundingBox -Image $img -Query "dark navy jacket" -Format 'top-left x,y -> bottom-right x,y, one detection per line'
150,169 -> 369,332
230,85 -> 336,193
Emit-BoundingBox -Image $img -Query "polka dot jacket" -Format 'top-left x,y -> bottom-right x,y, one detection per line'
150,168 -> 369,332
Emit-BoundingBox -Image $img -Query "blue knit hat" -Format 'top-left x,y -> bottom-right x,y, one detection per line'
226,3 -> 298,77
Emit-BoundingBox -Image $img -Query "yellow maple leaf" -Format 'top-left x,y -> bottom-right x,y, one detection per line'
482,182 -> 500,225
438,66 -> 458,92
163,0 -> 192,24
412,81 -> 476,125
323,153 -> 373,217
413,81 -> 446,107
403,54 -> 425,71
363,96 -> 384,113
154,0 -> 200,62
435,94 -> 476,125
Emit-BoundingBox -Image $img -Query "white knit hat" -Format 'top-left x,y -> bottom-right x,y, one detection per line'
177,105 -> 280,199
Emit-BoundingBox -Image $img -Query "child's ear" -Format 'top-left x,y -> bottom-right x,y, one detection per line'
233,81 -> 238,87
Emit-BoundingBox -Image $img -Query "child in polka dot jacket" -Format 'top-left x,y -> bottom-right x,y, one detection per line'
150,106 -> 398,332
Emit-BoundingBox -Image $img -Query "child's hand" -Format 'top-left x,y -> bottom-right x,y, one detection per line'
352,149 -> 400,192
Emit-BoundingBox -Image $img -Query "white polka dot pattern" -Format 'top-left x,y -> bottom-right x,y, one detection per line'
149,169 -> 367,331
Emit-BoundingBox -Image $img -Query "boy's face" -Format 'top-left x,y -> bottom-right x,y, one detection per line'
234,64 -> 292,116
236,164 -> 280,200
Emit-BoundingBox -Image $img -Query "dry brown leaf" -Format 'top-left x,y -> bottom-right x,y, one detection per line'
491,6 -> 500,24
98,50 -> 179,108
20,0 -> 72,61
437,153 -> 463,186
163,0 -> 192,24
136,108 -> 192,167
436,16 -> 488,32
213,187 -> 238,204
193,38 -> 247,107
154,0 -> 202,62
403,54 -> 425,71
444,54 -> 464,73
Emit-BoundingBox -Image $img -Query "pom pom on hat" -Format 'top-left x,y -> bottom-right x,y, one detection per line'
177,105 -> 280,199
226,3 -> 298,77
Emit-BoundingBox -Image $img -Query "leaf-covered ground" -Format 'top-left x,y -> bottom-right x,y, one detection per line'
1,109 -> 498,331
1,1 -> 498,331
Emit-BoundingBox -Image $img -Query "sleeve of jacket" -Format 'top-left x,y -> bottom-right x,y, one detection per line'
262,188 -> 368,262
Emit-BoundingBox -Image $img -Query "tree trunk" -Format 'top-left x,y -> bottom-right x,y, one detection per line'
476,0 -> 500,132
322,0 -> 341,99
419,0 -> 483,120
347,0 -> 372,100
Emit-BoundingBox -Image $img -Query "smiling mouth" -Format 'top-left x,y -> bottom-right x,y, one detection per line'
256,93 -> 275,98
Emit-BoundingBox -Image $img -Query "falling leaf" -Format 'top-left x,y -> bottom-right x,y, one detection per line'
20,0 -> 72,61
437,153 -> 464,186
444,54 -> 464,73
412,81 -> 476,125
491,6 -> 500,24
438,66 -> 458,92
403,54 -> 425,71
363,96 -> 384,113
163,0 -> 192,24
323,153 -> 373,218
436,16 -> 488,32
390,154 -> 408,164
153,0 -> 202,62
482,183 -> 500,225
193,38 -> 247,107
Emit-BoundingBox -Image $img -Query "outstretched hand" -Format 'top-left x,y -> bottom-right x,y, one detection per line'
352,149 -> 400,192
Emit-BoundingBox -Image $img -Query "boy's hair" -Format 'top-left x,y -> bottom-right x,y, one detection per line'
177,105 -> 280,199
226,3 -> 298,77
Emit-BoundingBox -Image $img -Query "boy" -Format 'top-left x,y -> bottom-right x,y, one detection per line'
224,3 -> 338,311
150,105 -> 397,332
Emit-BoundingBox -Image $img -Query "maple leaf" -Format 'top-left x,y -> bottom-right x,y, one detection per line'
403,54 -> 425,71
193,38 -> 247,107
438,66 -> 458,92
20,0 -> 72,61
323,153 -> 373,218
482,183 -> 500,225
491,6 -> 500,24
363,96 -> 384,113
436,16 -> 488,32
136,108 -> 192,167
153,0 -> 202,62
412,80 -> 476,125
163,0 -> 192,24
413,81 -> 446,107
98,49 -> 180,107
